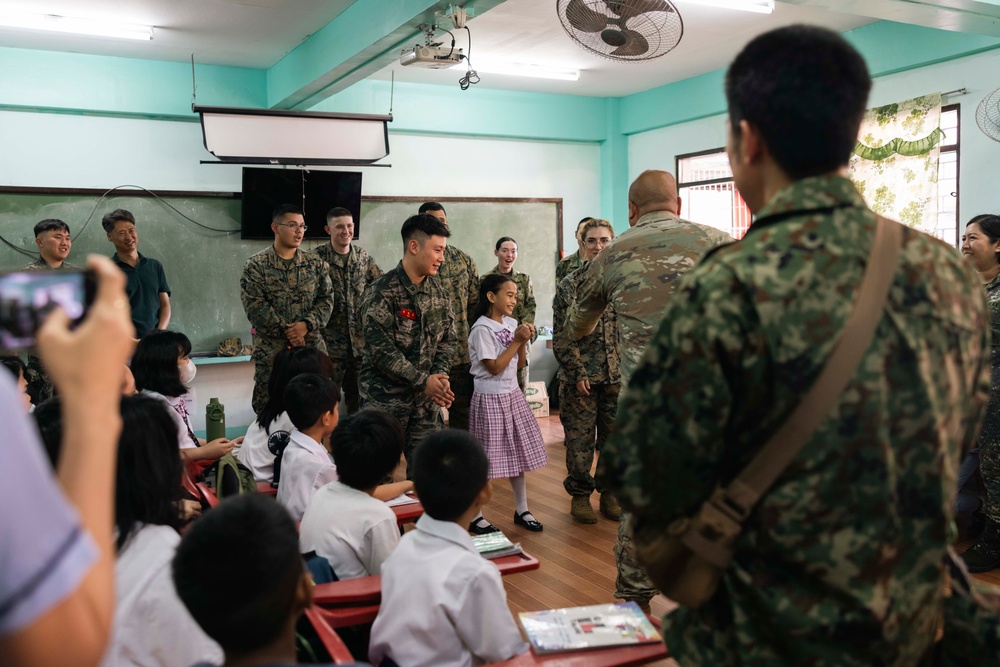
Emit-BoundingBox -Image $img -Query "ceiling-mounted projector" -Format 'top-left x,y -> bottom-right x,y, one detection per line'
400,45 -> 464,69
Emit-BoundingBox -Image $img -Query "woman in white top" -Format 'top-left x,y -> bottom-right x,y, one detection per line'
238,346 -> 335,484
36,393 -> 223,667
131,331 -> 240,461
467,274 -> 547,535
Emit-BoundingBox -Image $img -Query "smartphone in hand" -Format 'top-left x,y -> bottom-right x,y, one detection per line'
0,269 -> 97,352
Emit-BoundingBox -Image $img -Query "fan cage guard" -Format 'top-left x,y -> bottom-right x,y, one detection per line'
976,87 -> 1000,143
557,0 -> 684,62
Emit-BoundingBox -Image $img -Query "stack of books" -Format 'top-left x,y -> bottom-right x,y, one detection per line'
471,531 -> 523,559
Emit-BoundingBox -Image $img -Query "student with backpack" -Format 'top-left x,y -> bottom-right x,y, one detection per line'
300,410 -> 407,579
467,273 -> 547,534
35,393 -> 223,667
238,346 -> 335,484
131,330 -> 241,461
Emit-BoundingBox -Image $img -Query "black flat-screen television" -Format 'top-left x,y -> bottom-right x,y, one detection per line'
240,167 -> 362,240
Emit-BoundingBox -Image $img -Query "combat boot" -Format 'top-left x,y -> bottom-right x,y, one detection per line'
962,520 -> 1000,573
600,493 -> 622,521
571,495 -> 598,524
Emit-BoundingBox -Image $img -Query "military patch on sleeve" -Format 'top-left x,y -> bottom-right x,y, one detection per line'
369,300 -> 392,327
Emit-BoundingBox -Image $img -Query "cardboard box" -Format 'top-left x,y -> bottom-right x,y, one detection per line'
526,381 -> 549,417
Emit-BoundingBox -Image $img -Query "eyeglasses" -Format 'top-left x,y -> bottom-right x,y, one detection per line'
277,223 -> 308,232
585,237 -> 612,246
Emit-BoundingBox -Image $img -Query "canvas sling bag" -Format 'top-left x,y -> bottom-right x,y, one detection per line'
634,215 -> 902,609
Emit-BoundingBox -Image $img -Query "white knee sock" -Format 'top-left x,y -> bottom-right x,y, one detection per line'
511,474 -> 529,515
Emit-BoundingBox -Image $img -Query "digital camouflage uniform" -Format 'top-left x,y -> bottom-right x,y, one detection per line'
359,262 -> 456,475
556,250 -> 582,284
240,246 -> 334,415
488,265 -> 536,392
22,257 -> 81,402
599,175 -> 991,665
313,242 -> 382,415
433,244 -> 478,430
552,262 -> 620,497
977,274 -> 1000,522
568,209 -> 733,605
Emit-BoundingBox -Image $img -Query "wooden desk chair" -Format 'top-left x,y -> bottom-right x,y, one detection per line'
390,498 -> 424,526
257,481 -> 278,497
194,482 -> 220,508
302,606 -> 358,664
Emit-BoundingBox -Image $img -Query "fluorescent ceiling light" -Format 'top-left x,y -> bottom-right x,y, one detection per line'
683,0 -> 775,14
452,61 -> 580,81
0,13 -> 154,40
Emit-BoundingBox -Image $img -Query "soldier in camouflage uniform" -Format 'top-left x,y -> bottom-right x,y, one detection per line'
419,202 -> 478,430
22,219 -> 80,402
240,204 -> 334,415
313,206 -> 382,415
599,26 -> 993,664
552,219 -> 621,524
358,213 -> 457,475
568,172 -> 732,610
489,237 -> 536,392
556,217 -> 593,283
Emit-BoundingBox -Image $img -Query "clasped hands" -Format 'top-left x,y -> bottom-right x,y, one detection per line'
284,321 -> 308,347
424,373 -> 455,408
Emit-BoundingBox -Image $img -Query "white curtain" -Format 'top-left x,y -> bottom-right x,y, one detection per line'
849,93 -> 943,233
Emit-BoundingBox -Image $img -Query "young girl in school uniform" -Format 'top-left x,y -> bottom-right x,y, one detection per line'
468,273 -> 548,534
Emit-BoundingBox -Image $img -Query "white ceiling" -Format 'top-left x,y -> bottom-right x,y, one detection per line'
0,0 -> 875,97
0,0 -> 356,69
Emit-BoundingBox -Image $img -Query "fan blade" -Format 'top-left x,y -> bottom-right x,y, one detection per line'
611,29 -> 649,57
566,0 -> 610,33
605,0 -> 673,22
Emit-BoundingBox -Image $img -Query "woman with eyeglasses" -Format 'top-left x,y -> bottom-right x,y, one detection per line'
488,237 -> 537,393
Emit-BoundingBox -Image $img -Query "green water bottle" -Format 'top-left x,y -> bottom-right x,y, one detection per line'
206,397 -> 226,442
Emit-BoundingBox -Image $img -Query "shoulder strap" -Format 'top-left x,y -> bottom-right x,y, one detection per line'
721,216 -> 902,519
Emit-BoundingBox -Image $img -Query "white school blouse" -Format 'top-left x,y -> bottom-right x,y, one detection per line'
236,411 -> 294,483
368,515 -> 527,667
140,390 -> 198,450
299,481 -> 400,580
276,429 -> 338,522
100,524 -> 222,667
468,315 -> 519,395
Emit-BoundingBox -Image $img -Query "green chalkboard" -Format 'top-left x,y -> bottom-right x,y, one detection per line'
0,189 -> 562,353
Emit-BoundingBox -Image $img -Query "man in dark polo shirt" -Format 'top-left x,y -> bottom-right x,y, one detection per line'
103,209 -> 171,337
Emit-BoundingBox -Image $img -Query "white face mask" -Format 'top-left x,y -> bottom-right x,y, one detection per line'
179,359 -> 197,385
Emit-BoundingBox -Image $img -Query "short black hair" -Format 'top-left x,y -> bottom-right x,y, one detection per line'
34,394 -> 183,552
1,354 -> 25,381
725,25 -> 871,179
272,204 -> 303,222
131,330 -> 192,398
101,209 -> 136,233
401,213 -> 450,245
326,206 -> 352,221
331,410 -> 404,490
173,494 -> 303,654
412,429 -> 488,521
284,372 -> 340,431
418,201 -> 446,215
256,347 -> 336,431
34,219 -> 70,237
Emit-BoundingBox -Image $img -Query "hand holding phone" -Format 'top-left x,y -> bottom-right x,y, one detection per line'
0,267 -> 97,351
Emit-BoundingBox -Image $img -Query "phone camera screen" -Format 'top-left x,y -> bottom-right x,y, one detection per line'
0,272 -> 85,350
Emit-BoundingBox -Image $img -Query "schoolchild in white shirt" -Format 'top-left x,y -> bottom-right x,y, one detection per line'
275,373 -> 341,522
238,346 -> 336,484
300,410 -> 412,579
369,430 -> 528,667
175,494 -> 367,667
467,274 -> 547,535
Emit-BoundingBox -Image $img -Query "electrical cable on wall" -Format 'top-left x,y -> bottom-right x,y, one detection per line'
0,184 -> 240,257
459,26 -> 479,91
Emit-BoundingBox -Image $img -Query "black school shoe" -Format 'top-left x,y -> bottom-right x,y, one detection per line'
514,511 -> 543,532
469,518 -> 499,535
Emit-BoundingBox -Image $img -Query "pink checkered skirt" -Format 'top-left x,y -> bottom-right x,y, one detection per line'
470,389 -> 547,479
